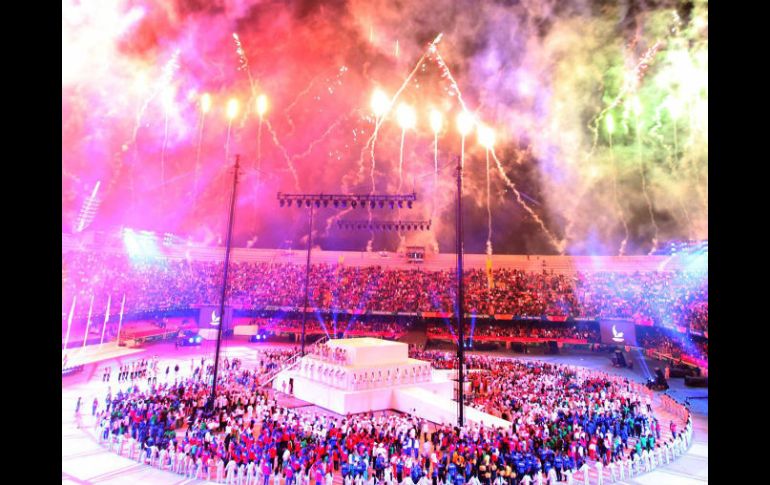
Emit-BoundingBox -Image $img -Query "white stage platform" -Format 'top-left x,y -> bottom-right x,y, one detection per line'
273,338 -> 511,428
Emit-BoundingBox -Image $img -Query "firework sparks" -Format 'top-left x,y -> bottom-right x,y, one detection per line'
605,114 -> 629,256
356,33 -> 444,189
491,149 -> 564,253
264,119 -> 301,191
233,33 -> 257,105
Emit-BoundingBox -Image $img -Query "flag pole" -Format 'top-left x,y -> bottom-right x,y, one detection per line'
82,293 -> 94,350
115,294 -> 126,346
99,294 -> 111,348
63,295 -> 77,351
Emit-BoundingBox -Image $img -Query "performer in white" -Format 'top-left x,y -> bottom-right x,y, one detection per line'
215,457 -> 225,483
116,433 -> 125,456
245,461 -> 255,485
127,437 -> 137,462
607,460 -> 616,483
595,460 -> 604,485
580,462 -> 590,485
534,470 -> 544,485
225,458 -> 238,484
564,467 -> 574,485
641,449 -> 649,473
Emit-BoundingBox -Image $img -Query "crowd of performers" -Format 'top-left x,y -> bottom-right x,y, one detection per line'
308,341 -> 349,365
81,350 -> 692,485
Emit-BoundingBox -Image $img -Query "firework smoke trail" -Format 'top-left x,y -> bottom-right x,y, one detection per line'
233,33 -> 257,108
485,149 -> 493,256
130,50 -> 180,147
651,105 -> 693,240
356,33 -> 444,186
588,42 -> 662,152
432,43 -> 471,114
394,127 -> 408,248
127,50 -> 180,206
257,119 -> 263,174
635,115 -> 659,254
291,116 -> 346,162
323,207 -> 355,237
608,133 -> 629,256
264,120 -> 301,191
357,34 -> 442,250
490,149 -> 564,253
283,75 -> 321,136
432,131 -> 439,218
366,123 -> 377,251
398,128 -> 406,193
160,106 -> 169,194
194,110 -> 207,211
669,111 -> 694,238
225,119 -> 233,165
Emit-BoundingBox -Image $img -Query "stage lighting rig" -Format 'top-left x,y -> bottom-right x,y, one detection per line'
276,192 -> 417,208
276,191 -> 419,357
337,220 -> 432,232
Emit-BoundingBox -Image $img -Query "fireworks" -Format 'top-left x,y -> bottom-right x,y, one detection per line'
201,93 -> 212,114
256,94 -> 268,119
370,89 -> 390,119
477,124 -> 496,255
225,98 -> 239,163
456,111 -> 475,137
62,1 -> 706,255
395,103 -> 416,130
226,99 -> 240,120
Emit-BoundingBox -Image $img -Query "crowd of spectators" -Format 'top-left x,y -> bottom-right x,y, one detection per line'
251,318 -> 411,339
90,351 -> 693,485
637,330 -> 708,363
426,323 -> 600,343
63,252 -> 707,338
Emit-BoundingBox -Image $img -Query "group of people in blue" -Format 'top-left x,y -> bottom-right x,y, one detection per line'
89,352 -> 687,484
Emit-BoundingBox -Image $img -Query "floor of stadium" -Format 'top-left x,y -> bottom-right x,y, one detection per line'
62,342 -> 708,485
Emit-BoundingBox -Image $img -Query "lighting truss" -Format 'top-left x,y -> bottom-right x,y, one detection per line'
337,220 -> 432,231
277,192 -> 416,209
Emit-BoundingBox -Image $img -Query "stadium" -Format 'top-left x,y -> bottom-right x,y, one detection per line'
62,1 -> 708,484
